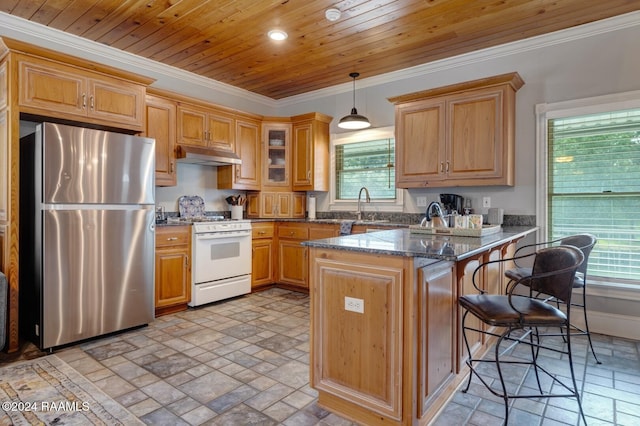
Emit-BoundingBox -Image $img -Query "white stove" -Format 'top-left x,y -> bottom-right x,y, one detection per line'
187,217 -> 252,307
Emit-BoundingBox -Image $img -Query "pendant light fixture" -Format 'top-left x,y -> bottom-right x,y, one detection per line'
338,72 -> 371,130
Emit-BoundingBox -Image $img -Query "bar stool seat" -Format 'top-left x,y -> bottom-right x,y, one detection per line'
460,294 -> 567,327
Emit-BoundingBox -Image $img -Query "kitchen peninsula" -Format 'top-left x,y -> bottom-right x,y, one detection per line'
303,226 -> 536,425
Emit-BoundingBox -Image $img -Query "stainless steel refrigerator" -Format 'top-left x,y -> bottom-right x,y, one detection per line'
20,122 -> 155,350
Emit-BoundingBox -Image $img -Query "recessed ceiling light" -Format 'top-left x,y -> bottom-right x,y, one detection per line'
268,29 -> 288,41
325,8 -> 341,22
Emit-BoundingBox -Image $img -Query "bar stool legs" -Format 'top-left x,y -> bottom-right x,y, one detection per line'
461,317 -> 588,425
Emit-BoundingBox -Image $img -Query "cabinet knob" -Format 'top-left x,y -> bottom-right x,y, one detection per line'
258,231 -> 266,235
167,237 -> 178,241
445,161 -> 450,172
170,162 -> 174,173
440,162 -> 444,173
90,96 -> 94,110
81,94 -> 86,109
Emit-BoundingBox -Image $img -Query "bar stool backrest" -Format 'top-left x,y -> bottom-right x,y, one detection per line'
528,246 -> 584,305
559,234 -> 597,277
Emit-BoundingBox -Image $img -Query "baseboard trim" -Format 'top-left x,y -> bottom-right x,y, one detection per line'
572,310 -> 640,341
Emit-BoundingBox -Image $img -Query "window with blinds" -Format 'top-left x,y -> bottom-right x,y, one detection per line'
335,138 -> 395,200
548,108 -> 640,281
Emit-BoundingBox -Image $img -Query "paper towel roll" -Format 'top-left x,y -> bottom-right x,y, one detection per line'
308,195 -> 316,219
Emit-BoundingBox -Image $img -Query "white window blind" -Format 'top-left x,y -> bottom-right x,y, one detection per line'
548,108 -> 640,281
335,138 -> 395,200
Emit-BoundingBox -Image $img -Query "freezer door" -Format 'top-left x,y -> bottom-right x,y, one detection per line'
41,122 -> 155,205
41,207 -> 154,349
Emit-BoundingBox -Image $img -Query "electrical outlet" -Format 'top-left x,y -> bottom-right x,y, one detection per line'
417,196 -> 427,207
482,197 -> 491,208
345,296 -> 364,313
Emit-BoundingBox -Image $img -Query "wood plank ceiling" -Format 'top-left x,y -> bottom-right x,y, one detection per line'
2,0 -> 639,99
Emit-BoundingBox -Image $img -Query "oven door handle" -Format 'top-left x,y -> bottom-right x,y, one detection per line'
195,231 -> 251,240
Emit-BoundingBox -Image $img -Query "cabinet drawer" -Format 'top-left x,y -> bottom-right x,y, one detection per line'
277,224 -> 309,240
252,222 -> 275,239
156,225 -> 191,247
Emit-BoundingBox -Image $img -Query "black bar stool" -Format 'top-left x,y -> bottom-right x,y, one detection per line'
505,234 -> 600,364
459,245 -> 587,425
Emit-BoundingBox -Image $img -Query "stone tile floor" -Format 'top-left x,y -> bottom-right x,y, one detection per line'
3,287 -> 640,425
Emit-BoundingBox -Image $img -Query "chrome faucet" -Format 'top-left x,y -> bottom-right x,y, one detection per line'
356,187 -> 371,220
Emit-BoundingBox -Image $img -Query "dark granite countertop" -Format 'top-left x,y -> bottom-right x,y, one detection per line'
301,226 -> 537,261
249,218 -> 409,228
155,221 -> 192,227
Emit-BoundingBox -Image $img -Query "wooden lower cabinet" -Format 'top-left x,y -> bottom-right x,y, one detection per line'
155,225 -> 191,316
308,223 -> 339,240
251,222 -> 275,289
276,223 -> 309,290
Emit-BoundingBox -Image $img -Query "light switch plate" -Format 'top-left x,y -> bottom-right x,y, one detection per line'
417,196 -> 427,207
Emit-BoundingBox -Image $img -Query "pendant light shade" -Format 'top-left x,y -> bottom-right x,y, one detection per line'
338,72 -> 371,130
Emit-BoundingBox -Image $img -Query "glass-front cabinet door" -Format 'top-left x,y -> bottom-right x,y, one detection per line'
262,122 -> 291,187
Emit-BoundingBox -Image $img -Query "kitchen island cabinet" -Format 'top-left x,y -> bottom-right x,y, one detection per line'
155,225 -> 191,317
304,227 -> 535,425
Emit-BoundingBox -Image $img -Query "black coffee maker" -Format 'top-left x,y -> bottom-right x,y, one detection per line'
439,193 -> 464,215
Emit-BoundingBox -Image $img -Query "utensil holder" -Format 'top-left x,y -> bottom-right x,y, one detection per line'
230,205 -> 243,220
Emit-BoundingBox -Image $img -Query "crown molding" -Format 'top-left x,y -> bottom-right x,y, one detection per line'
1,10 -> 638,109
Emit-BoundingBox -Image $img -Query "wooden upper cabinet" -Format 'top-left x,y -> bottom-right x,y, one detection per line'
447,88 -> 505,181
395,100 -> 446,187
262,121 -> 291,188
177,105 -> 207,147
218,117 -> 261,190
245,191 -> 305,219
390,72 -> 523,188
146,94 -> 177,187
292,113 -> 332,191
207,110 -> 235,151
177,103 -> 235,151
18,55 -> 146,131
